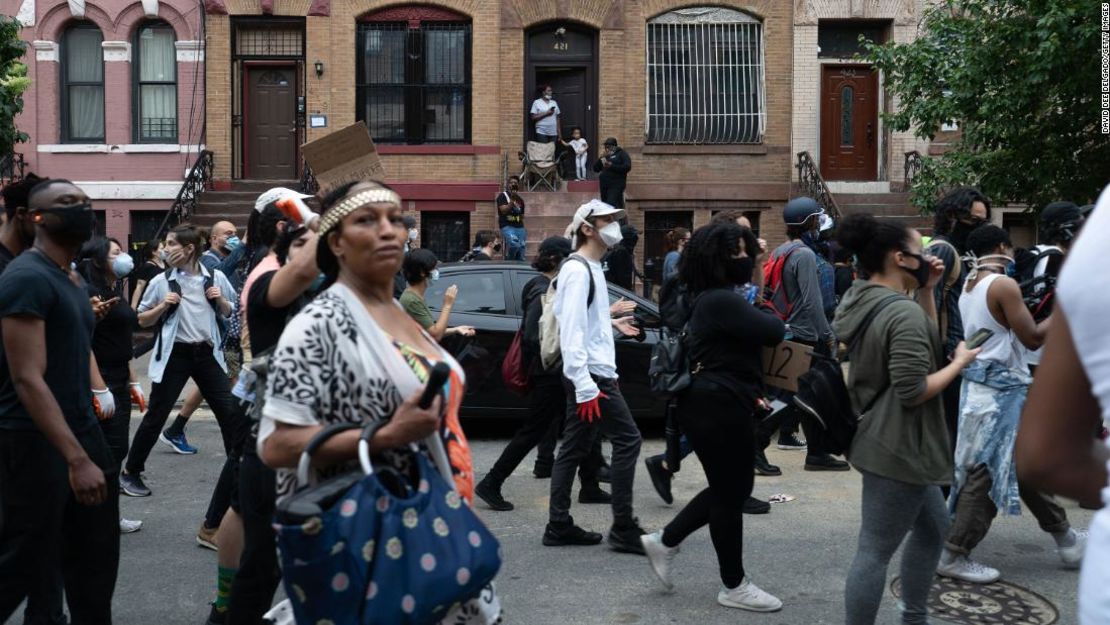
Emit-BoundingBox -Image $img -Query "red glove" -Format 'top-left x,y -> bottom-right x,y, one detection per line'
576,392 -> 609,423
129,382 -> 147,413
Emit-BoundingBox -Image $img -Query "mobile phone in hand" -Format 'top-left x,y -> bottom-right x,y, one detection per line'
965,328 -> 995,350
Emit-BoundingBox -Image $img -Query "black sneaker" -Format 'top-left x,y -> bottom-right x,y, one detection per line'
206,604 -> 227,625
608,518 -> 648,555
742,497 -> 771,515
804,453 -> 850,471
120,472 -> 152,497
578,484 -> 612,504
475,478 -> 514,512
753,449 -> 782,477
533,463 -> 553,479
645,455 -> 674,504
543,522 -> 603,547
776,433 -> 808,450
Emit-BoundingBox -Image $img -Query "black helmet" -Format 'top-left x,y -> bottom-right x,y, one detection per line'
1040,201 -> 1083,244
783,197 -> 824,226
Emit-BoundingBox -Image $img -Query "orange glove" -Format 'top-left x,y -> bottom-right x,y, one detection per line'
576,392 -> 608,423
275,197 -> 317,225
129,382 -> 146,413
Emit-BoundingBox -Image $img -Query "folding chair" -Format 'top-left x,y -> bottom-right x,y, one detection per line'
518,141 -> 560,192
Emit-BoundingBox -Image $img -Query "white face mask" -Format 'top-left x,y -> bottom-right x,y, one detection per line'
598,222 -> 623,247
408,228 -> 418,242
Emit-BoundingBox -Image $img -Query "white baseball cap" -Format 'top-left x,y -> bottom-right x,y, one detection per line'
254,187 -> 312,213
568,199 -> 625,244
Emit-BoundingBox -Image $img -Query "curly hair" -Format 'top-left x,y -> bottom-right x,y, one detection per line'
933,186 -> 992,235
678,223 -> 744,294
836,214 -> 913,275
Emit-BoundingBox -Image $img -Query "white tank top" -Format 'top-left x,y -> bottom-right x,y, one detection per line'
958,273 -> 1025,371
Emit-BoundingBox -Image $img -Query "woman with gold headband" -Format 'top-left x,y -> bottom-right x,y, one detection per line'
258,180 -> 502,623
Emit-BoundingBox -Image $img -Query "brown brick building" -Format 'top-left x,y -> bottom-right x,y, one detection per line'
202,0 -> 794,281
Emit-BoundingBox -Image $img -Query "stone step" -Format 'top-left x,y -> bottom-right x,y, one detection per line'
837,202 -> 919,218
225,179 -> 301,193
833,192 -> 910,206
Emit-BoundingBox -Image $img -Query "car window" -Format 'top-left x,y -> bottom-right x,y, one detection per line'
426,272 -> 507,315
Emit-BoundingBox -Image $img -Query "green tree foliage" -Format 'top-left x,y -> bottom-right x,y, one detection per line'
0,14 -> 30,157
866,0 -> 1109,213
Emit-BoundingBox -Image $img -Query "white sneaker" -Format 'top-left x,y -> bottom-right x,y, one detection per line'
119,518 -> 143,534
717,578 -> 783,612
1058,529 -> 1088,569
641,531 -> 679,591
937,554 -> 1000,584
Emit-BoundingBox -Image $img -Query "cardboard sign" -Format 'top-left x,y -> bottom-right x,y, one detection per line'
761,340 -> 813,393
301,121 -> 385,193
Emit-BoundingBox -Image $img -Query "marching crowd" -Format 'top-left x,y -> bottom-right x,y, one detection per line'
0,167 -> 1107,625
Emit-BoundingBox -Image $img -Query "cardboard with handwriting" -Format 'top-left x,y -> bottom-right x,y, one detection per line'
761,341 -> 813,393
301,121 -> 385,193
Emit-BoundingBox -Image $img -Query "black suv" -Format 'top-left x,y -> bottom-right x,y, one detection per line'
423,262 -> 665,420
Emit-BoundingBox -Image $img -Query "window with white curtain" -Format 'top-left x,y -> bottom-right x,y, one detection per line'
62,23 -> 105,142
646,7 -> 766,144
134,22 -> 177,142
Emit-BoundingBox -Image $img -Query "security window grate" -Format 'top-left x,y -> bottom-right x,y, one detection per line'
646,7 -> 765,144
236,26 -> 303,57
356,21 -> 471,144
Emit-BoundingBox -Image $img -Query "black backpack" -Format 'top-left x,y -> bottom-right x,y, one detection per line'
1013,246 -> 1064,322
792,294 -> 903,457
133,268 -> 222,360
648,281 -> 698,397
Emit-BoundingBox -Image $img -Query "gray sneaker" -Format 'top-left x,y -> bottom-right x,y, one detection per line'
119,472 -> 151,497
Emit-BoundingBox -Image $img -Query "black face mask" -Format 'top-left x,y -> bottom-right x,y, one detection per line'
948,219 -> 983,253
493,243 -> 502,253
38,203 -> 95,246
901,252 -> 931,289
727,256 -> 754,286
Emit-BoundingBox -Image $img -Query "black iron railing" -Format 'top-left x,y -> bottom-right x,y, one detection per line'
904,150 -> 923,188
795,151 -> 840,218
1,152 -> 25,188
153,149 -> 213,240
299,162 -> 319,195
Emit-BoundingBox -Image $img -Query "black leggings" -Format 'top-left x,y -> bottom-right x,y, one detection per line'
662,381 -> 755,588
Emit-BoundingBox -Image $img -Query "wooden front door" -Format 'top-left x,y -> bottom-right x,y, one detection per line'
246,66 -> 296,179
820,65 -> 879,181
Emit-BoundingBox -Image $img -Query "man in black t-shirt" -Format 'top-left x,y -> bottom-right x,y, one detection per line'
0,179 -> 118,624
497,176 -> 527,261
0,173 -> 44,275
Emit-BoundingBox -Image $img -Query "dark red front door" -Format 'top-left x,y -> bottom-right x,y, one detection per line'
246,66 -> 296,180
820,66 -> 879,181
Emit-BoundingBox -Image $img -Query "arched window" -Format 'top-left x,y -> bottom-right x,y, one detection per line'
356,5 -> 471,144
62,23 -> 105,142
134,21 -> 177,142
646,7 -> 765,144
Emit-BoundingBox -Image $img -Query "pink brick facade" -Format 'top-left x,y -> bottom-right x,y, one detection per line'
5,0 -> 205,246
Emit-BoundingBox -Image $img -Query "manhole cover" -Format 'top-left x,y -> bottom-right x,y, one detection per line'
891,576 -> 1058,624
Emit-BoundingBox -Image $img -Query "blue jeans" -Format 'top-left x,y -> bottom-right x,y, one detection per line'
501,226 -> 527,261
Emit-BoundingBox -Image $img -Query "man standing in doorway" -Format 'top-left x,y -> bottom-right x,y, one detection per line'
497,176 -> 527,261
530,85 -> 561,143
594,138 -> 631,210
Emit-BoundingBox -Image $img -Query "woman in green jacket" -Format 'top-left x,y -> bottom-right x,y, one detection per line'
832,213 -> 979,625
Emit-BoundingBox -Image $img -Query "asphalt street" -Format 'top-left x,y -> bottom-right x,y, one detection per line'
99,411 -> 1092,625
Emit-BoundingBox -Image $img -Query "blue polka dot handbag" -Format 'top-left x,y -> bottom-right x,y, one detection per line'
275,422 -> 502,625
